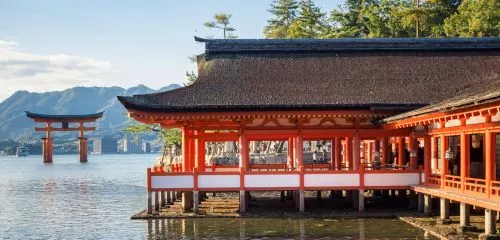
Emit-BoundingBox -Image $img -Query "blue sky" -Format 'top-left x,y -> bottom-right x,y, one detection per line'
0,0 -> 343,101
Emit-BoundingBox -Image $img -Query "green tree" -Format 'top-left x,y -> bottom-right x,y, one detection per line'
396,0 -> 459,37
123,122 -> 181,150
326,0 -> 377,38
359,0 -> 411,38
185,71 -> 197,86
288,0 -> 326,38
443,0 -> 500,37
264,0 -> 299,38
184,55 -> 198,86
205,13 -> 237,39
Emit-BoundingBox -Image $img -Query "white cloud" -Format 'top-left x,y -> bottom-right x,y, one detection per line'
0,39 -> 112,101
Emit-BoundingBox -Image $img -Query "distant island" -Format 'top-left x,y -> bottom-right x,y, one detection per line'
0,84 -> 180,155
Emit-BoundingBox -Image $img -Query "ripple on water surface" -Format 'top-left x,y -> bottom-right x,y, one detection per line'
0,154 -> 436,239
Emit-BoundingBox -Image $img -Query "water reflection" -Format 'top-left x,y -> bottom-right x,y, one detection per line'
359,219 -> 365,239
146,218 -> 437,239
42,179 -> 56,208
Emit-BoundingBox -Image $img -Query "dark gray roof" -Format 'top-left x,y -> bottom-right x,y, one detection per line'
118,37 -> 500,113
383,75 -> 500,122
26,111 -> 104,120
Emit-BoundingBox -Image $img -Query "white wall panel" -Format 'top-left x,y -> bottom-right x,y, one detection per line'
364,173 -> 419,187
304,174 -> 359,187
151,175 -> 193,189
245,174 -> 299,188
198,175 -> 240,189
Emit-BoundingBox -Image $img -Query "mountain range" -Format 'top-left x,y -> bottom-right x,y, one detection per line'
0,84 -> 181,140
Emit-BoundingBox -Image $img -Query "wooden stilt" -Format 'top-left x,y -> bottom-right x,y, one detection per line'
147,191 -> 153,214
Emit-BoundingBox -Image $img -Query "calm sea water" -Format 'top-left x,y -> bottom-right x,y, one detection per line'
0,154 -> 436,239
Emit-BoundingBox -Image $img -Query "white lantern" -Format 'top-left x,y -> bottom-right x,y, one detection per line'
471,134 -> 481,149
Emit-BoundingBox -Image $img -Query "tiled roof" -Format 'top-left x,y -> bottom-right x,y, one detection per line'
118,38 -> 500,113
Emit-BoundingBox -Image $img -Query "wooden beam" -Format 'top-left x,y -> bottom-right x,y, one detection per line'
34,127 -> 96,132
429,122 -> 500,136
32,118 -> 97,123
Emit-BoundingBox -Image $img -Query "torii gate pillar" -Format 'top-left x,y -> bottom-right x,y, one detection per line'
42,137 -> 53,163
79,137 -> 88,162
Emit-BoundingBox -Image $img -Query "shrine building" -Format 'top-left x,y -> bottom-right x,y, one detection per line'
118,37 -> 500,235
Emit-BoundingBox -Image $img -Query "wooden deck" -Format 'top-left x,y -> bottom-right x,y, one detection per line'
412,185 -> 500,212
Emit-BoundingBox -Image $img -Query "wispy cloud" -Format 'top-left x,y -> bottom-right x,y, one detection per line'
0,39 -> 112,101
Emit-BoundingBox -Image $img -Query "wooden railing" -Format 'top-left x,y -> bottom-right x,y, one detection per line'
491,180 -> 500,198
248,164 -> 290,171
464,177 -> 487,195
443,175 -> 462,190
428,174 -> 441,186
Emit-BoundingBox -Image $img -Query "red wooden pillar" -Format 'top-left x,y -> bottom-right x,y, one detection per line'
288,137 -> 294,169
296,133 -> 304,168
346,137 -> 353,169
239,131 -> 249,170
293,137 -> 298,168
409,137 -> 417,170
460,132 -> 469,192
397,137 -> 405,168
78,122 -> 87,162
367,142 -> 373,164
330,139 -> 335,169
181,127 -> 189,172
424,136 -> 431,185
440,135 -> 449,188
79,137 -> 88,162
432,136 -> 438,172
381,137 -> 388,167
485,130 -> 494,197
196,131 -> 206,172
342,140 -> 346,166
334,137 -> 342,170
353,133 -> 360,171
188,131 -> 195,171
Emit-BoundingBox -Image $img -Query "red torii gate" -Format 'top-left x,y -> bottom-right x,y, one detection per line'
26,111 -> 104,163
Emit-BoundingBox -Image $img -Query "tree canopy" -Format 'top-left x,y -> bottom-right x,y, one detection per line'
263,0 -> 499,39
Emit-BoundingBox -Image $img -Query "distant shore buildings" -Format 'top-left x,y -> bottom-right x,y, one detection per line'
92,136 -> 156,154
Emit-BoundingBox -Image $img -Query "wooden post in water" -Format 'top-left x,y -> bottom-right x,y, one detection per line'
154,192 -> 160,213
147,168 -> 153,214
160,191 -> 165,207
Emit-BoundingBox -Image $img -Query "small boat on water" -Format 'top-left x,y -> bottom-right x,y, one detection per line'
16,147 -> 29,157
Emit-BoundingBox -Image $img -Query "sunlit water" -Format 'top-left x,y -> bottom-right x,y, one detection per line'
0,154 -> 436,239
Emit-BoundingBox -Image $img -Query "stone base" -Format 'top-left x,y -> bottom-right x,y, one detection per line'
436,218 -> 452,225
479,233 -> 500,240
456,225 -> 477,234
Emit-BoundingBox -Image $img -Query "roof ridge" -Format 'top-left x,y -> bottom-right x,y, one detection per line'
196,37 -> 500,60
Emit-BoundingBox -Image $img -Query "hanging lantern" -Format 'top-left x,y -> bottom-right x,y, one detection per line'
409,149 -> 417,158
471,134 -> 481,149
445,147 -> 455,160
372,150 -> 380,162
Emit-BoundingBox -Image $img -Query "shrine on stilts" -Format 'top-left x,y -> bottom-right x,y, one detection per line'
119,37 -> 500,236
26,111 -> 104,163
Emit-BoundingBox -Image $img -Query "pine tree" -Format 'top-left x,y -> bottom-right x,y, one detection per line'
204,13 -> 237,39
288,0 -> 326,38
264,0 -> 299,38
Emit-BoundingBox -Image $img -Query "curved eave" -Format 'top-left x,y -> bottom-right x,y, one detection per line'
25,111 -> 104,121
117,96 -> 424,114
